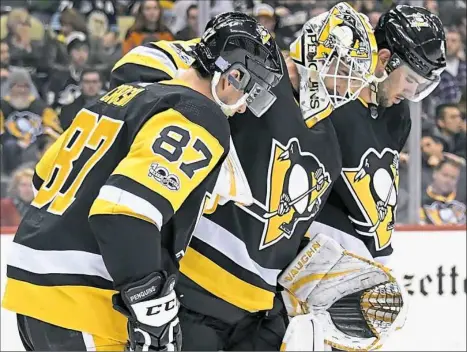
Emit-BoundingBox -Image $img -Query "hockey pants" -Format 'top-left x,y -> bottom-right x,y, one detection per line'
178,305 -> 286,351
17,306 -> 286,351
16,314 -> 125,351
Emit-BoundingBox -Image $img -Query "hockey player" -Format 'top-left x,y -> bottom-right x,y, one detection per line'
1,13 -> 283,351
106,4 -> 387,351
307,5 -> 447,263
275,6 -> 445,350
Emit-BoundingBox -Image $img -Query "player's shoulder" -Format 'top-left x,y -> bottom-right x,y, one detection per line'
328,99 -> 367,125
124,80 -> 229,150
149,80 -> 230,147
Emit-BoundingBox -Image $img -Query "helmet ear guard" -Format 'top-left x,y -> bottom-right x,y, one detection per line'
210,62 -> 278,118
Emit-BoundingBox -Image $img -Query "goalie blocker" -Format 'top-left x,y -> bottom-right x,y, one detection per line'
278,234 -> 409,351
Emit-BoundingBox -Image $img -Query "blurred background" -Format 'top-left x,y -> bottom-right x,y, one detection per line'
0,0 -> 465,228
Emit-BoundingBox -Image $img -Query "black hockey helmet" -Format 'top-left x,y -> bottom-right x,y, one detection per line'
374,5 -> 446,101
191,12 -> 283,117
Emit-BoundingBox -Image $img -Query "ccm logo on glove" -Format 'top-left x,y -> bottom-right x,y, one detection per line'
146,298 -> 177,316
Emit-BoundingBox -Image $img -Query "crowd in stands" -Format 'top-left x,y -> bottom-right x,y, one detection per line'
0,0 -> 466,227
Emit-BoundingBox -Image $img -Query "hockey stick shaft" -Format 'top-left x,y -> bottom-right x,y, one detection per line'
263,185 -> 318,219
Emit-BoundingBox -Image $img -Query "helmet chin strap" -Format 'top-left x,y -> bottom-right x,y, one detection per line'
369,71 -> 388,105
211,71 -> 248,117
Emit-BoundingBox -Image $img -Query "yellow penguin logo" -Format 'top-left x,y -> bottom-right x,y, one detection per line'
257,24 -> 271,44
342,148 -> 400,250
238,138 -> 331,250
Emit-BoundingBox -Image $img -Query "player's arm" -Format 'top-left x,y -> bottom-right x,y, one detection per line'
41,106 -> 63,139
32,131 -> 68,195
88,107 -> 227,351
110,39 -> 199,89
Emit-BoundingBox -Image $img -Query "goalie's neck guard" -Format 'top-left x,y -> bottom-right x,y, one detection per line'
290,2 -> 381,123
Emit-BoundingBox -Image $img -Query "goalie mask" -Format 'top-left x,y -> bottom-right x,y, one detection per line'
279,234 -> 409,351
290,2 -> 380,119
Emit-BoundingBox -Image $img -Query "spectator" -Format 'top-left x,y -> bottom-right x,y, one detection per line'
420,157 -> 466,225
253,3 -> 287,50
368,10 -> 382,28
429,27 -> 466,112
170,0 -> 196,35
1,69 -> 62,174
5,9 -> 45,78
269,0 -> 311,48
122,0 -> 174,55
47,32 -> 91,112
100,31 -> 123,79
423,0 -> 439,16
52,0 -> 119,34
86,12 -> 122,78
47,8 -> 88,72
60,68 -> 105,130
0,167 -> 34,227
1,40 -> 11,89
435,103 -> 466,158
28,0 -> 61,24
176,4 -> 199,41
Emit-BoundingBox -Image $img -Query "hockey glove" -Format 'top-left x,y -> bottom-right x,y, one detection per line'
279,234 -> 409,351
113,272 -> 181,351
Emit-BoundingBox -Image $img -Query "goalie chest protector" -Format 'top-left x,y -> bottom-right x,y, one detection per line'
178,61 -> 342,316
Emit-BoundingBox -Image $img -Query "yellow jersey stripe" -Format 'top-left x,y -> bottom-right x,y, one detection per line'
112,51 -> 177,77
2,278 -> 127,342
305,103 -> 333,128
180,247 -> 275,312
89,197 -> 160,227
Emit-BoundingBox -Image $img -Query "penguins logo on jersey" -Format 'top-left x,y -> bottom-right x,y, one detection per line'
342,148 -> 400,250
5,111 -> 43,142
423,200 -> 466,225
239,138 -> 331,250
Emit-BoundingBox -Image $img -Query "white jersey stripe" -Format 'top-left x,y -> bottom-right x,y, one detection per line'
96,185 -> 164,230
193,217 -> 282,286
8,242 -> 112,281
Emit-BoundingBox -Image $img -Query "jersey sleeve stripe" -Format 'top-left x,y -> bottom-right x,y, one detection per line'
2,278 -> 127,341
7,242 -> 112,280
180,247 -> 275,312
194,217 -> 282,286
104,174 -> 175,224
90,185 -> 164,230
112,46 -> 177,77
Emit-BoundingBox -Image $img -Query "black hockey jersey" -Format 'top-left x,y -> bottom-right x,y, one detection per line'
420,186 -> 466,225
109,39 -> 343,316
310,99 -> 411,261
0,95 -> 62,143
2,80 -> 230,342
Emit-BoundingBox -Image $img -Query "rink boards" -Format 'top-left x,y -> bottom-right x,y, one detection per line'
1,228 -> 466,351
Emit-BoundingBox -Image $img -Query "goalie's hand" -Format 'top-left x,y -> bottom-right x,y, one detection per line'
279,234 -> 409,351
113,272 -> 182,351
